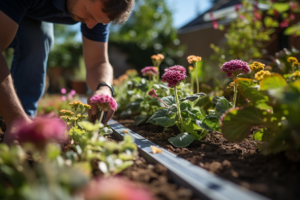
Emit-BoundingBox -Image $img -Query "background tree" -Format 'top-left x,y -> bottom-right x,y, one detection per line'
109,0 -> 185,72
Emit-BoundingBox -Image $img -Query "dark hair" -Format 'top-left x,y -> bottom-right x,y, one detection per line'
100,0 -> 135,25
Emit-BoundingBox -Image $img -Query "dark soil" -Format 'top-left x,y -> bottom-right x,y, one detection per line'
97,135 -> 201,200
113,114 -> 300,200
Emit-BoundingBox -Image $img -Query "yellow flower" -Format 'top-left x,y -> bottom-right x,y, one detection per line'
287,57 -> 298,64
255,70 -> 271,81
60,115 -> 69,120
187,55 -> 202,64
188,66 -> 194,71
154,67 -> 159,71
125,69 -> 138,75
151,54 -> 164,60
249,61 -> 265,71
292,71 -> 300,78
68,101 -> 82,111
60,109 -> 74,116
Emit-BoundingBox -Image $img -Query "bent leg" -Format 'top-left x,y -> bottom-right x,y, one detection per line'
9,17 -> 54,117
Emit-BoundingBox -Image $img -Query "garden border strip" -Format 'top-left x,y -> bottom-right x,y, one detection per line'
108,119 -> 270,200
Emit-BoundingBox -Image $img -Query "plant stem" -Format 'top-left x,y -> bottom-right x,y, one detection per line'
155,97 -> 169,107
194,62 -> 199,93
233,79 -> 238,108
174,86 -> 184,132
99,110 -> 104,124
189,71 -> 194,93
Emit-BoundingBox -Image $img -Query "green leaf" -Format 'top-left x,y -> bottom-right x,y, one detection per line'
134,115 -> 148,126
127,102 -> 141,112
213,96 -> 232,116
120,110 -> 132,118
237,78 -> 272,111
196,116 -> 221,131
264,16 -> 279,28
285,25 -> 300,36
221,106 -> 276,142
194,95 -> 210,107
147,108 -> 176,127
191,109 -> 205,120
168,133 -> 195,148
272,2 -> 290,13
180,93 -> 206,102
260,74 -> 287,91
159,95 -> 176,107
253,128 -> 264,141
180,102 -> 192,111
78,121 -> 102,132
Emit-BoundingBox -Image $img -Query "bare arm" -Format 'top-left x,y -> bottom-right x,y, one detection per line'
82,35 -> 115,124
0,11 -> 30,127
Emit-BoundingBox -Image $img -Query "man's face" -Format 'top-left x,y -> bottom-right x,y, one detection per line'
67,0 -> 111,29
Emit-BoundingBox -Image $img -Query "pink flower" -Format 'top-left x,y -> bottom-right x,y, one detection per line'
221,59 -> 251,78
61,96 -> 67,101
161,70 -> 187,88
82,177 -> 154,200
70,90 -> 76,96
148,89 -> 157,98
141,66 -> 158,76
61,88 -> 66,94
164,65 -> 186,75
280,19 -> 289,28
90,94 -> 117,111
12,117 -> 67,149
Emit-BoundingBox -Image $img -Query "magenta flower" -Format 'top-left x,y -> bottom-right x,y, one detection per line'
148,89 -> 157,98
61,88 -> 66,94
221,59 -> 251,78
12,117 -> 67,149
61,96 -> 67,101
164,65 -> 186,75
141,66 -> 158,76
82,177 -> 153,200
90,94 -> 117,111
162,70 -> 187,88
70,89 -> 76,96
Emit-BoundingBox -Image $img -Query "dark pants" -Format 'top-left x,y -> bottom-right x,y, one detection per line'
8,17 -> 54,117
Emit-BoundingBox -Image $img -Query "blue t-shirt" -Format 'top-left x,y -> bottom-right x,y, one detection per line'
0,0 -> 109,42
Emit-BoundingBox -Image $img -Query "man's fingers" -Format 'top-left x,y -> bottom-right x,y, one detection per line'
91,104 -> 98,115
104,110 -> 114,125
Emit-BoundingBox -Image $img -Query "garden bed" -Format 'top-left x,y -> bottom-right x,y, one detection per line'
0,118 -> 199,200
113,114 -> 300,200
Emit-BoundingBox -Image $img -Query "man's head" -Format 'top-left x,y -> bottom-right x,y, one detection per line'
67,0 -> 134,29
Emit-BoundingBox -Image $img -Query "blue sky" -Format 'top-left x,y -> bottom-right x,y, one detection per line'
72,0 -> 212,41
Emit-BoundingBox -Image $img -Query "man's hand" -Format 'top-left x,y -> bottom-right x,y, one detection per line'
87,86 -> 116,125
3,116 -> 31,144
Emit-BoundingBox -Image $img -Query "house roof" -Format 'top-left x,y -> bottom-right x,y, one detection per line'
179,0 -> 241,34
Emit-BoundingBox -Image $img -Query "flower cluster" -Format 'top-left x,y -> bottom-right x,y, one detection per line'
60,109 -> 74,116
221,59 -> 251,78
151,54 -> 164,60
187,55 -> 202,64
69,101 -> 91,111
141,66 -> 158,76
164,65 -> 186,75
90,94 -> 117,111
249,61 -> 265,71
148,89 -> 157,98
12,117 -> 67,149
113,74 -> 128,86
82,177 -> 153,200
287,57 -> 298,64
292,71 -> 300,78
162,70 -> 187,88
255,70 -> 271,81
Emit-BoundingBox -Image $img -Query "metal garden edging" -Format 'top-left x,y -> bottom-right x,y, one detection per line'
108,119 -> 270,200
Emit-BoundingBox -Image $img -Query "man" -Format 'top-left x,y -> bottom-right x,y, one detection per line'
0,0 -> 134,141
